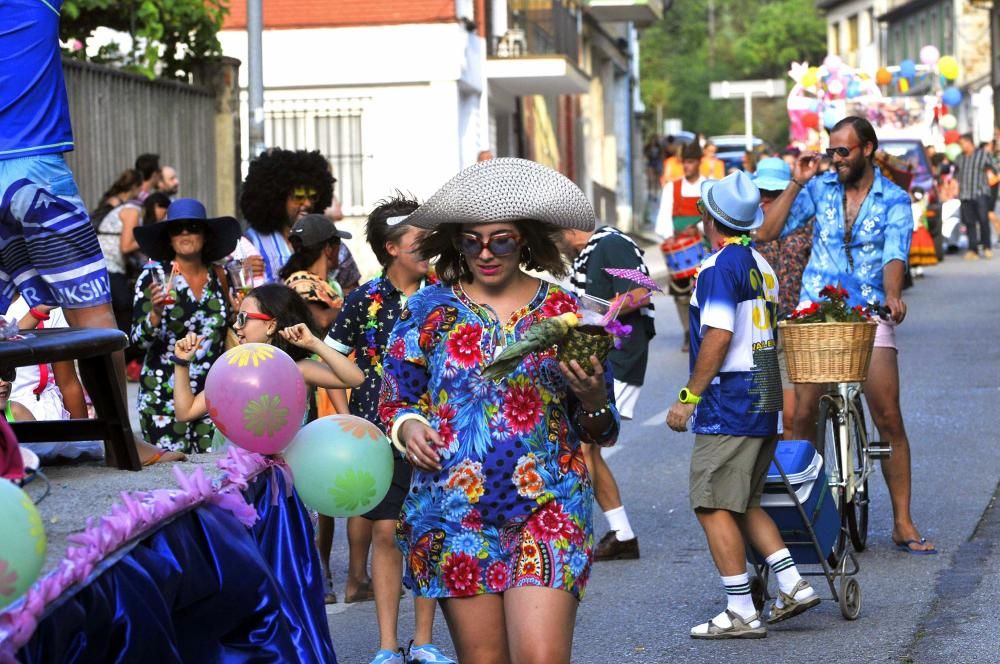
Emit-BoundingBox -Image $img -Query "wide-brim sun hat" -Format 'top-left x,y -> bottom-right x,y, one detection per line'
700,171 -> 764,232
396,158 -> 596,231
134,198 -> 242,263
751,157 -> 792,191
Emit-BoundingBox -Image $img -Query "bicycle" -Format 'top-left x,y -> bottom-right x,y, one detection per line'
813,306 -> 893,553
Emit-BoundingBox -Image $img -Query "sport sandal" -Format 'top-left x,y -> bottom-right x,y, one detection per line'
767,579 -> 820,624
690,609 -> 766,639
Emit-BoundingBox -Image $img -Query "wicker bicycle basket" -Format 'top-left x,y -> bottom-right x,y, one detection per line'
557,326 -> 614,374
778,320 -> 878,383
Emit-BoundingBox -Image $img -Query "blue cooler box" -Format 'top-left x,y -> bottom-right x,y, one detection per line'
758,440 -> 840,565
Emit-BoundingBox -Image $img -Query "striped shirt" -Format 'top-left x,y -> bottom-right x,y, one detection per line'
954,148 -> 995,200
244,228 -> 292,282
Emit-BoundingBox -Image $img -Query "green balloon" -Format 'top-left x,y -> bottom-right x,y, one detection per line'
945,143 -> 962,161
0,480 -> 46,609
284,415 -> 394,517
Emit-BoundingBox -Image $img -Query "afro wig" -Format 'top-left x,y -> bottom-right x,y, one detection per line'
239,148 -> 334,235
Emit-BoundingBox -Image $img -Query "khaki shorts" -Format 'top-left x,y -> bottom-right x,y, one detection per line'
689,434 -> 778,513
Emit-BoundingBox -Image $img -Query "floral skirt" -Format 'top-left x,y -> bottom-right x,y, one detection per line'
397,499 -> 594,601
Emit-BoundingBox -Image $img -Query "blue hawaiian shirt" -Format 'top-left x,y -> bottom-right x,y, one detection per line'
785,168 -> 911,307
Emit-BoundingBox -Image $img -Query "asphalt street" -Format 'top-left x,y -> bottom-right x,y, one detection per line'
319,252 -> 1000,663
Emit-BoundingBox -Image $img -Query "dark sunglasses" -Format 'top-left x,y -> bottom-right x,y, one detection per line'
825,144 -> 859,159
167,221 -> 205,236
235,311 -> 274,328
456,232 -> 521,257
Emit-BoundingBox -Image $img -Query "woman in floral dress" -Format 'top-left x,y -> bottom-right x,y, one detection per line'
131,199 -> 241,454
380,159 -> 619,663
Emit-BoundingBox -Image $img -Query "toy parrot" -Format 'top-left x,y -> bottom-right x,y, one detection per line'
480,311 -> 580,381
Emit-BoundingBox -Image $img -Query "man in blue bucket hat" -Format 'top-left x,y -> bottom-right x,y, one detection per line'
667,171 -> 818,638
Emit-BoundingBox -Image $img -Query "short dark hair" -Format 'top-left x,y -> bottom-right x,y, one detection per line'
245,283 -> 320,362
417,220 -> 568,286
959,133 -> 974,144
831,116 -> 878,159
135,153 -> 161,181
704,212 -> 742,237
142,192 -> 172,226
365,194 -> 420,267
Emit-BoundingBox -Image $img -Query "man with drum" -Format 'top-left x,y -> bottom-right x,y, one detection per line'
656,142 -> 708,352
561,223 -> 656,561
755,116 -> 936,554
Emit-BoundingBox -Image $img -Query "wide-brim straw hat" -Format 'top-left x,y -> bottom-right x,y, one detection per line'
397,158 -> 596,231
134,198 -> 241,263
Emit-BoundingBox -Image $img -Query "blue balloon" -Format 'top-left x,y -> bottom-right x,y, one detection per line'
846,80 -> 862,99
899,59 -> 917,79
942,86 -> 962,107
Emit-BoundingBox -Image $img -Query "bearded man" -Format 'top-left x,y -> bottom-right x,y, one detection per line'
756,116 -> 935,554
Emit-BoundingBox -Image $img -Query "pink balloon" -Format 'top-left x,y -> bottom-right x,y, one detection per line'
204,343 -> 307,455
919,45 -> 940,66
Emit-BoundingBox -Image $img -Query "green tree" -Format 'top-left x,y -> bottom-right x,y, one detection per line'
640,0 -> 827,148
60,0 -> 228,81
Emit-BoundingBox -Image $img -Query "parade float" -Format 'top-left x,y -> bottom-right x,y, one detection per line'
0,345 -> 395,663
786,46 -> 965,162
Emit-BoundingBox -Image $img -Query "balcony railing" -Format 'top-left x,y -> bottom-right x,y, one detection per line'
490,0 -> 580,64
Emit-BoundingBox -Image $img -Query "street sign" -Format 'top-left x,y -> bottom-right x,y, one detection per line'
709,78 -> 787,150
710,79 -> 787,100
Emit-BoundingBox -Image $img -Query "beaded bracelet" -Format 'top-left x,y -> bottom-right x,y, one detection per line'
580,403 -> 611,419
790,177 -> 806,189
170,354 -> 191,368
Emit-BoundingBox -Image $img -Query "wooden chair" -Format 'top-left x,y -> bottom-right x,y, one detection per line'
0,328 -> 140,470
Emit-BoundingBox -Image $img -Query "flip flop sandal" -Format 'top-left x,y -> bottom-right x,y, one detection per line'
324,590 -> 338,604
893,538 -> 938,555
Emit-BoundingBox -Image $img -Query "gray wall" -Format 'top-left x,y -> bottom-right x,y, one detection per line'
62,59 -> 218,214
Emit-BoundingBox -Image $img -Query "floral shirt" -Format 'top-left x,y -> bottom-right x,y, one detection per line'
326,273 -> 431,427
379,282 -> 619,599
131,262 -> 228,453
785,168 -> 911,308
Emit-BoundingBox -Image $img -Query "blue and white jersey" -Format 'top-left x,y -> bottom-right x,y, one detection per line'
0,1 -> 75,159
689,244 -> 781,437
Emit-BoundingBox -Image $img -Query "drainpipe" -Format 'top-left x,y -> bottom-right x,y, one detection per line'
247,0 -> 265,158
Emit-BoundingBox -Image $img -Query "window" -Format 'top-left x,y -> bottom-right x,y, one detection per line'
262,98 -> 366,214
830,22 -> 841,55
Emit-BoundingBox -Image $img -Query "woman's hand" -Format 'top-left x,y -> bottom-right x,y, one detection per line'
399,419 -> 442,472
150,282 -> 170,316
559,356 -> 606,411
174,333 -> 203,362
247,255 -> 265,279
278,323 -> 320,351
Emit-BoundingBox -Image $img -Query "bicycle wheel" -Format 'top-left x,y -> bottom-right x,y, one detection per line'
845,395 -> 870,552
816,398 -> 848,555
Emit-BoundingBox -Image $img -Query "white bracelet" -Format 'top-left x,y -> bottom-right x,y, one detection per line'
390,413 -> 432,456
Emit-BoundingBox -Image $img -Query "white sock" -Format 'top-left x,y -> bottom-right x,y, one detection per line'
604,506 -> 635,541
765,548 -> 803,595
721,573 -> 756,619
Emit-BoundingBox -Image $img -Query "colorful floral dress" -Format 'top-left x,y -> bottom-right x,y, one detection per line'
379,282 -> 619,600
131,262 -> 228,453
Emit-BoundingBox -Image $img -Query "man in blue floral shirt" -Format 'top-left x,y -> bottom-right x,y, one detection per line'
757,116 -> 935,554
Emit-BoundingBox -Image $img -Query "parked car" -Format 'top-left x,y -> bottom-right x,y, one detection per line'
708,135 -> 770,172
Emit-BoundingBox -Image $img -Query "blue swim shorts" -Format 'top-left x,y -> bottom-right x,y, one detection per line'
0,153 -> 111,311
